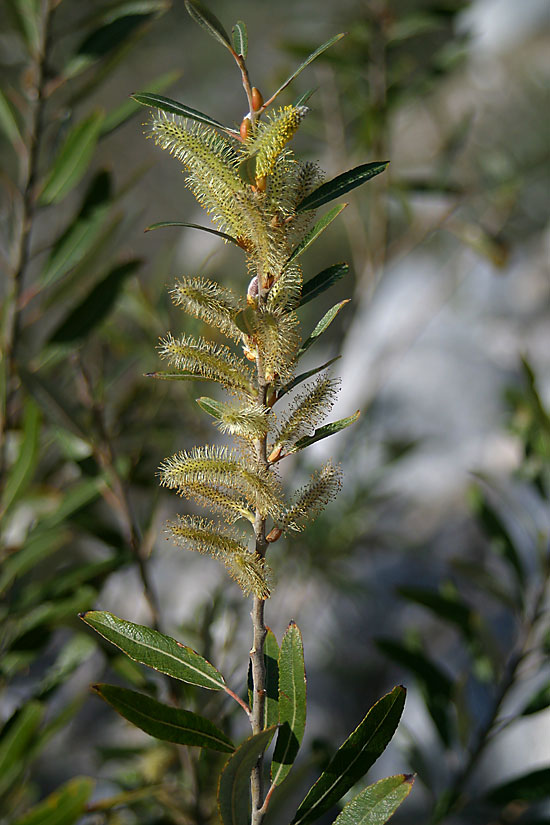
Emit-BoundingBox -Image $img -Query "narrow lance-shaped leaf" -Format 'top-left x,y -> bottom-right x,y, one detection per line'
39,111 -> 105,205
0,397 -> 40,518
101,69 -> 182,135
521,682 -> 550,716
288,204 -> 347,264
298,300 -> 350,358
277,356 -> 341,399
12,776 -> 95,825
271,622 -> 307,786
297,161 -> 389,212
217,727 -> 277,825
264,33 -> 346,108
0,89 -> 22,146
332,774 -> 415,825
80,611 -> 226,690
131,92 -> 239,134
289,411 -> 360,454
232,20 -> 247,58
184,0 -> 232,52
264,627 -> 279,728
299,263 -> 349,307
144,221 -> 241,246
486,767 -> 550,805
94,684 -> 235,753
291,686 -> 406,825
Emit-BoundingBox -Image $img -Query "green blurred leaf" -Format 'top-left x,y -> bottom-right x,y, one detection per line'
41,171 -> 112,287
0,89 -> 22,146
397,586 -> 476,640
238,152 -> 258,185
4,0 -> 41,54
94,684 -> 234,752
332,774 -> 415,825
271,622 -> 307,786
217,727 -> 277,825
521,683 -> 550,716
101,69 -> 181,134
38,634 -> 97,697
293,88 -> 316,107
145,370 -> 211,382
131,92 -> 238,134
12,776 -> 94,825
232,20 -> 247,58
297,162 -> 389,213
470,486 -> 525,588
267,33 -> 346,107
80,611 -> 226,690
145,220 -> 240,246
0,529 -> 67,596
39,111 -> 105,205
48,259 -> 141,343
0,397 -> 40,518
298,300 -> 350,357
288,204 -> 347,264
8,587 -> 96,649
184,0 -> 232,52
299,263 -> 349,307
290,411 -> 360,453
0,701 -> 44,796
277,356 -> 341,399
486,767 -> 550,805
291,686 -> 406,825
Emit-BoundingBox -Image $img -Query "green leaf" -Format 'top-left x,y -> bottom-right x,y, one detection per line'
298,300 -> 350,357
521,683 -> 550,716
234,306 -> 257,336
271,622 -> 307,786
299,263 -> 349,307
0,529 -> 67,596
80,611 -> 226,690
0,397 -> 40,517
93,684 -> 234,752
264,628 -> 279,729
48,259 -> 141,343
64,13 -> 155,79
101,69 -> 181,135
291,686 -> 406,825
196,396 -> 224,420
332,774 -> 415,825
238,152 -> 258,185
267,33 -> 346,107
41,170 -> 112,287
0,89 -> 22,146
470,487 -> 525,588
145,370 -> 211,382
217,727 -> 277,825
293,88 -> 316,107
184,0 -> 232,51
397,587 -> 475,640
289,411 -> 360,453
486,767 -> 550,805
296,162 -> 389,212
277,356 -> 341,399
4,0 -> 41,54
288,204 -> 347,264
232,20 -> 247,58
39,111 -> 105,205
0,701 -> 44,793
131,92 -> 238,134
144,221 -> 240,246
12,776 -> 95,825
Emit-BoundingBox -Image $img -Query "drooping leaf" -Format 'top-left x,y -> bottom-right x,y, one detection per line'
291,686 -> 406,825
131,92 -> 238,134
80,611 -> 226,690
271,622 -> 307,786
94,684 -> 234,752
332,774 -> 415,825
0,397 -> 40,518
296,161 -> 389,212
12,776 -> 95,825
289,411 -> 360,453
288,204 -> 347,264
298,300 -> 350,357
48,259 -> 141,343
232,20 -> 247,58
144,220 -> 240,246
39,111 -> 105,205
521,682 -> 550,716
266,33 -> 346,108
264,627 -> 279,729
486,767 -> 550,805
184,0 -> 232,51
101,69 -> 182,134
217,727 -> 277,825
299,263 -> 349,307
277,356 -> 341,399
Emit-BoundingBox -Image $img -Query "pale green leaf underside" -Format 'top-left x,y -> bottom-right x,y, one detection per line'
297,161 -> 389,212
232,20 -> 247,58
332,774 -> 415,825
289,411 -> 360,453
218,727 -> 277,825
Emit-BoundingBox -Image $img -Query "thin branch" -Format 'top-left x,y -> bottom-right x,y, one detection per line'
224,684 -> 252,718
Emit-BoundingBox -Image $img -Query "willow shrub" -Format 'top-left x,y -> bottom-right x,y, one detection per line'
81,2 -> 413,822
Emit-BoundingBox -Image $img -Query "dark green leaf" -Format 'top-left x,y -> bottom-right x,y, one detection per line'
521,683 -> 550,716
0,397 -> 40,518
238,152 -> 258,185
234,306 -> 257,336
94,684 -> 234,752
397,587 -> 475,640
266,33 -> 346,107
232,21 -> 247,58
184,0 -> 232,51
486,767 -> 550,805
217,727 -> 277,825
277,356 -> 341,399
12,776 -> 95,825
289,411 -> 360,453
291,686 -> 406,825
144,221 -> 240,246
101,69 -> 181,135
264,627 -> 279,729
298,300 -> 350,357
49,259 -> 141,343
470,487 -> 525,587
131,92 -> 238,134
65,14 -> 154,78
332,774 -> 415,825
288,204 -> 347,264
271,622 -> 307,786
39,111 -> 105,205
0,702 -> 44,792
299,263 -> 349,307
80,611 -> 226,690
296,161 -> 389,213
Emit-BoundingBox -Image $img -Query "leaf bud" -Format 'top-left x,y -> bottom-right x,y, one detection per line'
266,527 -> 282,543
240,116 -> 251,141
251,87 -> 263,111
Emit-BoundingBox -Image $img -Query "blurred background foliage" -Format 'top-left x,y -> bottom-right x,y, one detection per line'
0,0 -> 549,823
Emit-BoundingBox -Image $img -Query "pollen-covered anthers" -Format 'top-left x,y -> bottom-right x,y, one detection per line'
254,308 -> 300,382
216,402 -> 271,440
158,445 -> 283,520
243,105 -> 308,179
271,375 -> 340,455
158,332 -> 254,397
280,461 -> 343,532
266,263 -> 302,314
170,277 -> 241,341
221,549 -> 273,599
